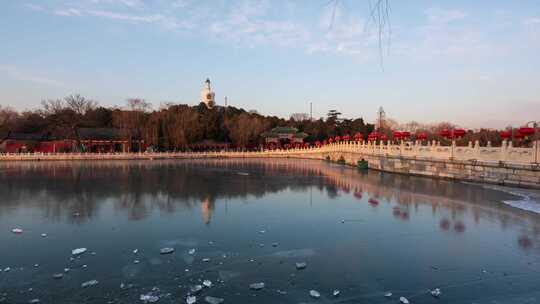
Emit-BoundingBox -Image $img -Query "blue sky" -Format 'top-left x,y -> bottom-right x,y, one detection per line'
0,0 -> 539,128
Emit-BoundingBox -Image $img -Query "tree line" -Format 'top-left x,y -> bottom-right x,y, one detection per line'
0,95 -> 375,150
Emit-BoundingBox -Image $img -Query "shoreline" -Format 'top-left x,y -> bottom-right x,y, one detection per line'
1,151 -> 539,190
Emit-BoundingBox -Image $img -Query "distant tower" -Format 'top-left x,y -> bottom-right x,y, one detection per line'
377,106 -> 386,131
200,78 -> 215,108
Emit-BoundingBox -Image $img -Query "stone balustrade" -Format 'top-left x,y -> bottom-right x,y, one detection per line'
0,140 -> 538,164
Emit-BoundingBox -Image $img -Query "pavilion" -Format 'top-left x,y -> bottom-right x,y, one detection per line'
261,127 -> 308,147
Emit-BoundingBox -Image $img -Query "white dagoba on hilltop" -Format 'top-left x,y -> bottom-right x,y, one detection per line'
200,78 -> 215,109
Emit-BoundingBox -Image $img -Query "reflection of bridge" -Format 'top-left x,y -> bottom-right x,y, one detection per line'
1,141 -> 539,188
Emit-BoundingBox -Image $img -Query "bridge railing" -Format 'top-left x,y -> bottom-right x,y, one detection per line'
1,140 -> 538,165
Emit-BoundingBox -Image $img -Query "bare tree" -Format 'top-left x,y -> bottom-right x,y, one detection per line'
0,105 -> 19,132
127,98 -> 152,112
64,94 -> 97,115
290,113 -> 310,121
41,99 -> 65,115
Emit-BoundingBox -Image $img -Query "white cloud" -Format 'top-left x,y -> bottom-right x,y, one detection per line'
426,8 -> 468,24
87,10 -> 164,23
0,65 -> 65,87
24,3 -> 45,11
524,17 -> 540,25
54,8 -> 82,16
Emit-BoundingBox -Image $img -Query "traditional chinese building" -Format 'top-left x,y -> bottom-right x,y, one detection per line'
0,132 -> 72,153
76,128 -> 145,153
261,127 -> 308,147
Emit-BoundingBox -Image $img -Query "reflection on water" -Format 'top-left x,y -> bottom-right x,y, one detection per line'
0,159 -> 540,303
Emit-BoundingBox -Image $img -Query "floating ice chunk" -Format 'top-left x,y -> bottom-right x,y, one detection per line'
203,280 -> 212,288
160,247 -> 174,254
310,290 -> 321,298
3,267 -> 10,272
384,292 -> 393,297
204,296 -> 224,304
29,299 -> 40,303
259,230 -> 265,234
81,280 -> 99,288
140,292 -> 159,303
11,228 -> 23,234
190,285 -> 203,294
430,288 -> 441,298
332,290 -> 340,297
399,296 -> 409,304
277,289 -> 287,295
188,249 -> 196,255
41,233 -> 47,238
202,258 -> 210,262
120,282 -> 134,290
64,268 -> 70,273
52,273 -> 63,279
34,264 -> 39,268
133,249 -> 139,254
186,295 -> 196,304
295,262 -> 307,270
249,282 -> 265,290
134,260 -> 140,264
72,248 -> 87,256
82,264 -> 87,269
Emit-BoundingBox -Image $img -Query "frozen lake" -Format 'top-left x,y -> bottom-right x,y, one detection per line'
1,159 -> 540,304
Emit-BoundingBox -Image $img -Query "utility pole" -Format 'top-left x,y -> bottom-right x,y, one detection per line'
310,102 -> 313,121
224,96 -> 228,107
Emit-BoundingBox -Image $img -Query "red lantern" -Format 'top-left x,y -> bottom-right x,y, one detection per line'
334,135 -> 341,142
368,132 -> 379,141
401,131 -> 411,138
440,129 -> 451,138
328,138 -> 334,143
514,133 -> 524,140
499,131 -> 512,139
416,132 -> 428,140
353,132 -> 364,141
380,134 -> 388,141
393,131 -> 402,139
342,134 -> 350,141
519,127 -> 535,137
453,129 -> 466,138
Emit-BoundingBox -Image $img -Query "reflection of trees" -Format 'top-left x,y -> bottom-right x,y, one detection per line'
0,159 -> 539,251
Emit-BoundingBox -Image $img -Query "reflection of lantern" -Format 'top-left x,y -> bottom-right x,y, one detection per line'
416,132 -> 428,140
368,198 -> 379,206
519,127 -> 535,137
500,131 -> 512,139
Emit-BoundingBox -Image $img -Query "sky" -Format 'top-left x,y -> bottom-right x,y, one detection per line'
0,0 -> 539,128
